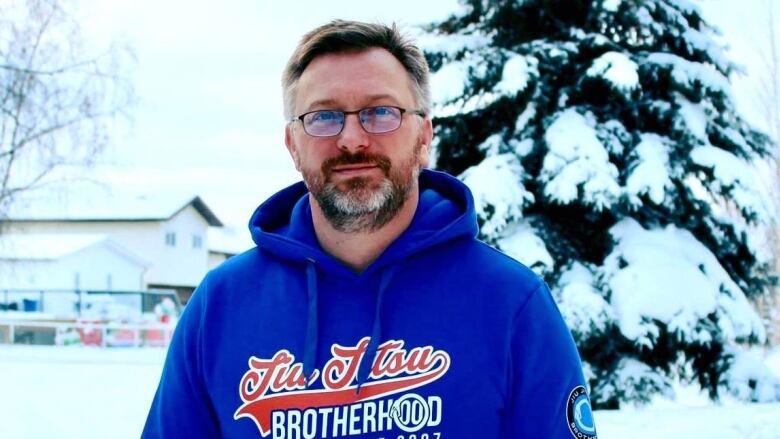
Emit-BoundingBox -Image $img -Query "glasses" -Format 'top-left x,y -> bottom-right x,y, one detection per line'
292,105 -> 425,137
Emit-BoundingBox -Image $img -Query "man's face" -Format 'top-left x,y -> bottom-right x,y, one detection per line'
285,48 -> 432,232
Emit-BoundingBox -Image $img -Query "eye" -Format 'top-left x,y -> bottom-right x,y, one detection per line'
372,106 -> 394,116
310,110 -> 340,122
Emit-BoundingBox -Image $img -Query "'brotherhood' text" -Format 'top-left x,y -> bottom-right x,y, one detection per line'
233,337 -> 451,437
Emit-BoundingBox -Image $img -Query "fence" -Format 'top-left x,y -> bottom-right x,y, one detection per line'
0,288 -> 181,347
0,319 -> 174,347
0,288 -> 181,316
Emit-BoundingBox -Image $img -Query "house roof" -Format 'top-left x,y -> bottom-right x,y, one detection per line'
5,191 -> 223,226
207,226 -> 255,255
0,233 -> 150,267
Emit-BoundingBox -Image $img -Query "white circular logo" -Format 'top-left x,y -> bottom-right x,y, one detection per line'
391,393 -> 430,433
566,386 -> 597,439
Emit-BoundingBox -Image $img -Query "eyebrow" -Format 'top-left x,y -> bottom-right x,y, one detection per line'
303,94 -> 402,112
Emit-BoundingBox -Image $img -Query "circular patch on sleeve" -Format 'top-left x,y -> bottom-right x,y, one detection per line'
566,385 -> 597,439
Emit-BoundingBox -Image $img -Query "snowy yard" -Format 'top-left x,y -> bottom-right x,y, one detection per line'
0,345 -> 778,439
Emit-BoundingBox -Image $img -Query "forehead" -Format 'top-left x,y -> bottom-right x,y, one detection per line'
295,48 -> 415,112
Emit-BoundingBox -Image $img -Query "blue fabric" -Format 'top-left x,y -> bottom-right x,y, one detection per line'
143,169 -> 593,438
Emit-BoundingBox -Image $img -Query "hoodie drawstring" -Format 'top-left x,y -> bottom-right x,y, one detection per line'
301,259 -> 398,393
303,258 -> 318,387
356,266 -> 397,394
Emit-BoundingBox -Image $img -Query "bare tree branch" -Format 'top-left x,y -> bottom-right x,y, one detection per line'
0,0 -> 135,218
751,0 -> 780,345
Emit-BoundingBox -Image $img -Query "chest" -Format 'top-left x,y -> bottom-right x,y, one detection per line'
201,270 -> 516,438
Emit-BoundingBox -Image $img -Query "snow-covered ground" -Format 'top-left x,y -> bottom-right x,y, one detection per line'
0,345 -> 778,439
597,403 -> 780,438
0,346 -> 165,439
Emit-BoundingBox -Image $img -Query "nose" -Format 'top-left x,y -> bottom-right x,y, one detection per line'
337,113 -> 370,153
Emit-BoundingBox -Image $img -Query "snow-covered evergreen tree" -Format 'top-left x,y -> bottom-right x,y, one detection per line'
420,0 -> 780,407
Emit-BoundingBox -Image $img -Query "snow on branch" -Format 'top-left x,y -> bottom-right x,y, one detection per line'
690,145 -> 773,224
416,28 -> 492,61
555,262 -> 615,338
430,49 -> 537,118
604,218 -> 766,347
459,152 -> 534,238
644,52 -> 732,98
626,133 -> 674,207
541,109 -> 621,210
495,219 -> 554,276
586,51 -> 640,94
593,358 -> 674,407
722,348 -> 780,402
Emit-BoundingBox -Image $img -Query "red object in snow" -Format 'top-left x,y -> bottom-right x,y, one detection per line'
77,322 -> 104,346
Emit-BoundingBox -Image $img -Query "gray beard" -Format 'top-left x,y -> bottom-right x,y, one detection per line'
312,167 -> 418,233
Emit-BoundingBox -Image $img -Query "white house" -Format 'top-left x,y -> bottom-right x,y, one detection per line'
0,234 -> 149,315
207,225 -> 255,269
0,233 -> 149,291
2,192 -> 224,304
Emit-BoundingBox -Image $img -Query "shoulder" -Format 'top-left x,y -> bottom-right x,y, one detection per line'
193,246 -> 279,300
466,239 -> 544,291
209,246 -> 264,277
426,238 -> 546,307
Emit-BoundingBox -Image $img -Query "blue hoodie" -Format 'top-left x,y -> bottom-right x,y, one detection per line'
143,169 -> 595,439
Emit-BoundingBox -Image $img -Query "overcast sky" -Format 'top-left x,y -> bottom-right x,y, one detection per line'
72,0 -> 777,229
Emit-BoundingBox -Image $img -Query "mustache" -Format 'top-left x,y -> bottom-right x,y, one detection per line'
321,152 -> 392,176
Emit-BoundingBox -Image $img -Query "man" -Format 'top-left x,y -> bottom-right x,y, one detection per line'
143,20 -> 595,439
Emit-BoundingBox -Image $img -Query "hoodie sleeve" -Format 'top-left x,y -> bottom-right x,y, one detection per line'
142,276 -> 220,438
501,283 -> 597,438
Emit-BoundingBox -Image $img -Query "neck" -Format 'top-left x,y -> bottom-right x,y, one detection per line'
310,188 -> 420,272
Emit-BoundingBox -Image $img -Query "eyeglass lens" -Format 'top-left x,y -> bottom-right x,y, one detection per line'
302,106 -> 403,136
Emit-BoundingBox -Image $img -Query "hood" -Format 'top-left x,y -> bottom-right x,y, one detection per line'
247,168 -> 478,391
248,168 -> 478,276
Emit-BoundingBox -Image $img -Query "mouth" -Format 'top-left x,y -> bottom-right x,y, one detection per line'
331,164 -> 380,175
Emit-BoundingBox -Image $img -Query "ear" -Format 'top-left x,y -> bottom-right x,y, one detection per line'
285,123 -> 301,171
417,117 -> 433,168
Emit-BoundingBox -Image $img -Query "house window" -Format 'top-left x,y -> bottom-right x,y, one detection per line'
165,232 -> 177,247
192,234 -> 203,249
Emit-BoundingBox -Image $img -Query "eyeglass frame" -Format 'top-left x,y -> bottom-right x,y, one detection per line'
290,105 -> 427,137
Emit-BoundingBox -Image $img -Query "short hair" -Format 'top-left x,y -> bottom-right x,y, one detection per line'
282,20 -> 431,120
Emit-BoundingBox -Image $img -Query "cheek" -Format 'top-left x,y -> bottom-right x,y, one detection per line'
295,143 -> 333,170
